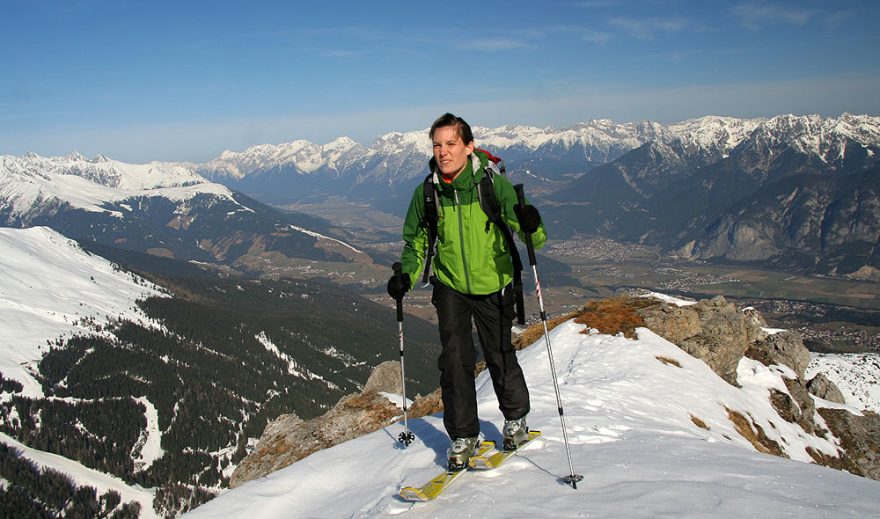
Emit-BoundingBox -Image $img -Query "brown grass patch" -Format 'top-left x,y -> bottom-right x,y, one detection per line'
572,297 -> 653,339
690,414 -> 710,430
656,356 -> 682,367
726,407 -> 786,457
512,312 -> 579,350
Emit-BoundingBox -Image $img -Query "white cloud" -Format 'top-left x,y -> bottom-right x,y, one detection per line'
731,2 -> 817,29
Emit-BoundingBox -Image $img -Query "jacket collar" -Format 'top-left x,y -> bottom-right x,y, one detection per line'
429,152 -> 487,190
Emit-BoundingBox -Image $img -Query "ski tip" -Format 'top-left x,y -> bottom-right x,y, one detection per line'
399,487 -> 430,502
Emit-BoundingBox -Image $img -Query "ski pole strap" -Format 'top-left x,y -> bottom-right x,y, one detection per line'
514,184 -> 538,266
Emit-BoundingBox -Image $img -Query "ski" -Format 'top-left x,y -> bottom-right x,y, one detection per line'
399,440 -> 496,502
469,430 -> 542,470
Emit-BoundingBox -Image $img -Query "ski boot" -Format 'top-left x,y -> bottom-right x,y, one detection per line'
447,436 -> 480,471
502,416 -> 528,450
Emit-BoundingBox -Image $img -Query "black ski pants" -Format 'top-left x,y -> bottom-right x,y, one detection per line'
431,278 -> 530,440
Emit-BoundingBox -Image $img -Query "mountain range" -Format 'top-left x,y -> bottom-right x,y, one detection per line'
196,113 -> 880,279
0,152 -> 379,281
4,113 -> 877,281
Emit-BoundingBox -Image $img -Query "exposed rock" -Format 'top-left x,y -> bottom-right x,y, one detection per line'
817,408 -> 880,480
363,360 -> 403,394
807,373 -> 846,404
637,301 -> 701,344
747,330 -> 811,380
230,390 -> 399,487
231,361 -> 442,488
408,387 -> 443,418
741,306 -> 769,344
639,295 -> 763,385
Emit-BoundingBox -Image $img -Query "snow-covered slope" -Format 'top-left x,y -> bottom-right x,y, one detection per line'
0,226 -> 164,398
0,226 -> 166,516
807,353 -> 880,413
0,152 -> 245,220
185,319 -> 880,518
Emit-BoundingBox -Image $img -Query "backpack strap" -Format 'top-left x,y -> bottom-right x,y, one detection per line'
477,170 -> 526,325
421,173 -> 439,284
421,154 -> 525,325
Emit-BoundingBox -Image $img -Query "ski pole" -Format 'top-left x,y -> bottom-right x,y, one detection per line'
514,185 -> 583,489
392,262 -> 415,447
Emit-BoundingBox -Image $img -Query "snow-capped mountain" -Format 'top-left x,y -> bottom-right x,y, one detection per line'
4,113 -> 878,278
538,113 -> 880,278
185,305 -> 880,518
0,152 -> 368,275
1,152 -> 236,219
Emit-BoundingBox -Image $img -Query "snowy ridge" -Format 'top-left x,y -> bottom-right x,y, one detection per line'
288,224 -> 362,253
741,113 -> 880,163
0,226 -> 166,399
667,115 -> 765,155
186,320 -> 880,518
197,136 -> 370,179
190,113 -> 880,182
0,152 -> 243,219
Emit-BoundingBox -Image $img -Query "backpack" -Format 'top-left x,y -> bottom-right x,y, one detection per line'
421,149 -> 526,325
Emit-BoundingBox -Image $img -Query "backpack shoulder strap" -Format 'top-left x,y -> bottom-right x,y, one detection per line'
421,173 -> 439,283
477,170 -> 526,325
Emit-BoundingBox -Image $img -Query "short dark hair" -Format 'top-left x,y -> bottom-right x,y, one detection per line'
429,113 -> 474,145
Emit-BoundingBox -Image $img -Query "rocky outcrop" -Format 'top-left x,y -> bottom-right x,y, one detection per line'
747,330 -> 812,379
636,293 -> 878,481
806,373 -> 846,404
363,359 -> 403,394
816,409 -> 880,480
638,295 -> 767,385
230,361 -> 439,487
230,390 -> 399,487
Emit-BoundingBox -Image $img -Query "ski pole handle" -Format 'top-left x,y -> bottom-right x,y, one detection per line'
392,262 -> 404,322
514,184 -> 538,266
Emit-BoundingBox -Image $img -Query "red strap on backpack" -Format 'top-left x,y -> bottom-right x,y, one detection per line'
475,148 -> 501,164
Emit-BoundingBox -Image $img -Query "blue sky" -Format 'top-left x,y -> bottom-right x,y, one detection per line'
2,0 -> 879,162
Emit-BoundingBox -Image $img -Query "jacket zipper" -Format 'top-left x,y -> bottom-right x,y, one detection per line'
453,189 -> 471,293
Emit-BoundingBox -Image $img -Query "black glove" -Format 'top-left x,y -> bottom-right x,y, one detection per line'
387,272 -> 411,300
514,204 -> 542,234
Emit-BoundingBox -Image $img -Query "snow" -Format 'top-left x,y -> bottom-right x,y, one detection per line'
0,226 -> 165,399
185,320 -> 880,518
132,396 -> 164,472
807,353 -> 880,413
639,291 -> 696,307
0,431 -> 159,518
0,227 -> 171,514
288,224 -> 363,253
0,152 -> 247,218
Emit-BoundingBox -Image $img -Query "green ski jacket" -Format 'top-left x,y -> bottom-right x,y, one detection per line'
400,150 -> 547,295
